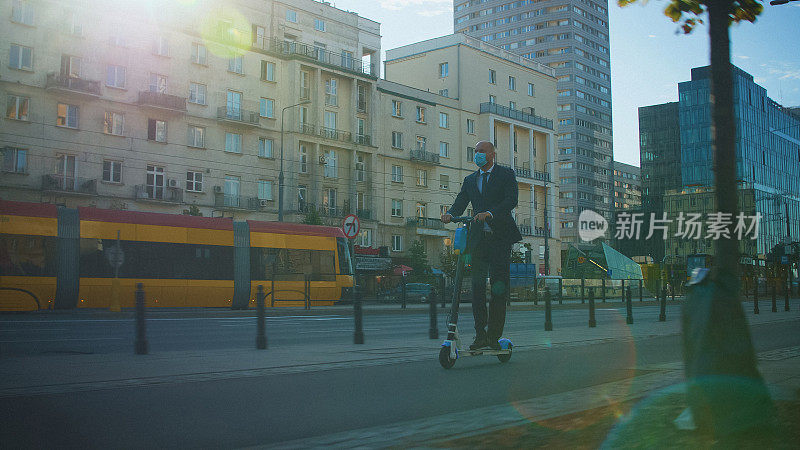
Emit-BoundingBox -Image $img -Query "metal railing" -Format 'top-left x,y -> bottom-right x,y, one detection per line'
138,91 -> 187,111
534,170 -> 551,182
356,209 -> 372,220
214,193 -> 259,210
216,106 -> 260,126
45,73 -> 101,96
355,134 -> 372,146
264,37 -> 376,77
410,149 -> 440,165
320,127 -> 352,143
41,175 -> 97,195
514,167 -> 532,178
407,217 -> 444,230
519,224 -> 548,237
134,184 -> 183,203
480,102 -> 553,130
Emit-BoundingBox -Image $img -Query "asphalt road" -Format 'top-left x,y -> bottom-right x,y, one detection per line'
1,308 -> 798,448
0,304 -> 685,356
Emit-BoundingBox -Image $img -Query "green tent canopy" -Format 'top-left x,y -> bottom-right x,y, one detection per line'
562,242 -> 643,280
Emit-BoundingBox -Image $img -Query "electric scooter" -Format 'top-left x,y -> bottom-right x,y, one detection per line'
439,216 -> 512,369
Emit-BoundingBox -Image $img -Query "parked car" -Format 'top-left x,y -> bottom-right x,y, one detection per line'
386,283 -> 433,303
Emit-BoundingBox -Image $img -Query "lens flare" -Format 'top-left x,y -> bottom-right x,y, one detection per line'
199,7 -> 252,59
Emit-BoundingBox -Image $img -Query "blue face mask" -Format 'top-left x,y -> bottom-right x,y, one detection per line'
474,152 -> 487,167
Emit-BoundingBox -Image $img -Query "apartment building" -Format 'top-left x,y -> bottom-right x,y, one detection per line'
612,161 -> 640,211
454,0 -> 614,251
383,34 -> 560,274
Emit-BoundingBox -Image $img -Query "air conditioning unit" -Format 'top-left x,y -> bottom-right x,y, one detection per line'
259,199 -> 269,207
319,155 -> 327,164
168,179 -> 178,188
214,186 -> 222,193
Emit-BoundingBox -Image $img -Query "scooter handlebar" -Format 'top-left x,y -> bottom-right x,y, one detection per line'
449,216 -> 474,223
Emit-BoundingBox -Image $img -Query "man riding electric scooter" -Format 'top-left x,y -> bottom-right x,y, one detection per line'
441,141 -> 522,351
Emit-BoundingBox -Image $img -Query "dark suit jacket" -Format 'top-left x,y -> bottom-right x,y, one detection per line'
447,164 -> 523,245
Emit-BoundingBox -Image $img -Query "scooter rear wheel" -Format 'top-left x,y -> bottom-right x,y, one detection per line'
497,345 -> 512,363
439,346 -> 456,369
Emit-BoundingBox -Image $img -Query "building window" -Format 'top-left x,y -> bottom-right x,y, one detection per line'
416,136 -> 426,151
186,171 -> 202,192
9,44 -> 33,70
228,55 -> 243,74
356,229 -> 373,247
439,62 -> 449,77
324,111 -> 337,135
261,61 -> 276,81
146,165 -> 165,199
392,235 -> 403,252
467,146 -> 474,162
223,175 -> 240,206
489,95 -> 496,104
225,132 -> 242,153
259,98 -> 275,118
2,147 -> 26,173
298,185 -> 307,209
254,25 -> 266,48
61,54 -> 81,77
357,84 -> 367,112
153,36 -> 169,56
314,18 -> 326,31
102,160 -> 122,183
188,125 -> 205,148
286,9 -> 297,22
439,141 -> 449,158
439,112 -> 449,128
11,0 -> 35,25
509,101 -> 516,110
416,106 -> 426,123
6,95 -> 29,120
391,200 -> 403,217
148,119 -> 167,142
68,11 -> 82,36
258,180 -> 273,200
191,43 -> 207,65
149,73 -> 167,93
392,100 -> 402,117
466,118 -> 475,134
56,103 -> 78,128
299,71 -> 310,99
189,82 -> 206,105
508,76 -> 516,91
391,131 -> 403,149
103,112 -> 124,136
258,137 -> 273,158
440,174 -> 449,190
439,89 -> 449,97
416,169 -> 428,187
528,83 -> 535,96
106,65 -> 126,88
489,69 -> 496,84
324,150 -> 337,178
323,188 -> 337,214
391,165 -> 403,183
325,78 -> 338,106
355,154 -> 365,182
299,145 -> 308,173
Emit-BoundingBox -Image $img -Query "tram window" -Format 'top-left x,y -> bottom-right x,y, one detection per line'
250,247 -> 336,280
336,238 -> 354,275
0,234 -> 58,277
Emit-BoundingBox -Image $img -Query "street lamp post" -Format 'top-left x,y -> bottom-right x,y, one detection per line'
279,100 -> 311,222
542,158 -> 571,275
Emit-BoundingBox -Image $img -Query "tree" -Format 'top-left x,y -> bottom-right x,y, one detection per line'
407,239 -> 432,283
185,205 -> 202,216
618,0 -> 774,441
439,247 -> 459,280
302,207 -> 323,225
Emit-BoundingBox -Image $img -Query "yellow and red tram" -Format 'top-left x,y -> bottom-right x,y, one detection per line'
1,200 -> 353,311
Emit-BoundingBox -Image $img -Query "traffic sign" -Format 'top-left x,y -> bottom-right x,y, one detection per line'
106,244 -> 125,268
342,214 -> 360,239
577,256 -> 586,264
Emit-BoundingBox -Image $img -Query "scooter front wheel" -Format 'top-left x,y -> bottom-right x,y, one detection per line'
497,344 -> 512,363
439,346 -> 456,369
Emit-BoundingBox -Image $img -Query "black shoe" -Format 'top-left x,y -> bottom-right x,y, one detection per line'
487,339 -> 501,351
469,336 -> 487,350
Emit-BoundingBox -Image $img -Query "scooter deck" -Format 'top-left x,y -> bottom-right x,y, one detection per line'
463,348 -> 511,356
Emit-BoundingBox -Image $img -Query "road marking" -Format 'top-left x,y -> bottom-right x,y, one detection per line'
0,337 -> 124,343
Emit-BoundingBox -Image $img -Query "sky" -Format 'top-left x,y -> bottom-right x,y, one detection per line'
329,0 -> 800,167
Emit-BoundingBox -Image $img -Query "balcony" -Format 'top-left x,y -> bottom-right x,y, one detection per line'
409,149 -> 440,165
214,193 -> 260,210
519,224 -> 548,238
264,37 -> 376,77
407,217 -> 448,237
356,209 -> 372,220
354,134 -> 372,146
534,170 -> 551,182
41,175 -> 97,195
216,107 -> 260,127
319,127 -> 352,143
514,167 -> 532,179
479,102 -> 553,130
134,184 -> 183,203
45,73 -> 101,97
137,91 -> 187,112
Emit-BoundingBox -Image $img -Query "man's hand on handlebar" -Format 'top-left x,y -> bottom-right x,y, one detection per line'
475,211 -> 492,222
441,213 -> 452,224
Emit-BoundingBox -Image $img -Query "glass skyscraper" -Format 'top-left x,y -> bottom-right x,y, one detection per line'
454,0 -> 614,249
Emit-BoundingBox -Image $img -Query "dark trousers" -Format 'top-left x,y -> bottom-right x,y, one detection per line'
471,231 -> 511,340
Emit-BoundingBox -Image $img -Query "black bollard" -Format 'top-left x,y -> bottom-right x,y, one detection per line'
659,285 -> 667,322
256,285 -> 267,349
601,278 -> 606,303
670,281 -> 675,302
429,289 -> 438,339
625,285 -> 633,325
440,276 -> 446,309
544,286 -> 553,331
639,279 -> 643,302
785,274 -> 790,312
588,287 -> 596,328
558,278 -> 563,305
581,278 -> 585,304
621,280 -> 625,303
135,283 -> 148,355
533,277 -> 538,305
754,276 -> 760,314
771,278 -> 777,313
354,285 -> 364,344
401,274 -> 407,309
